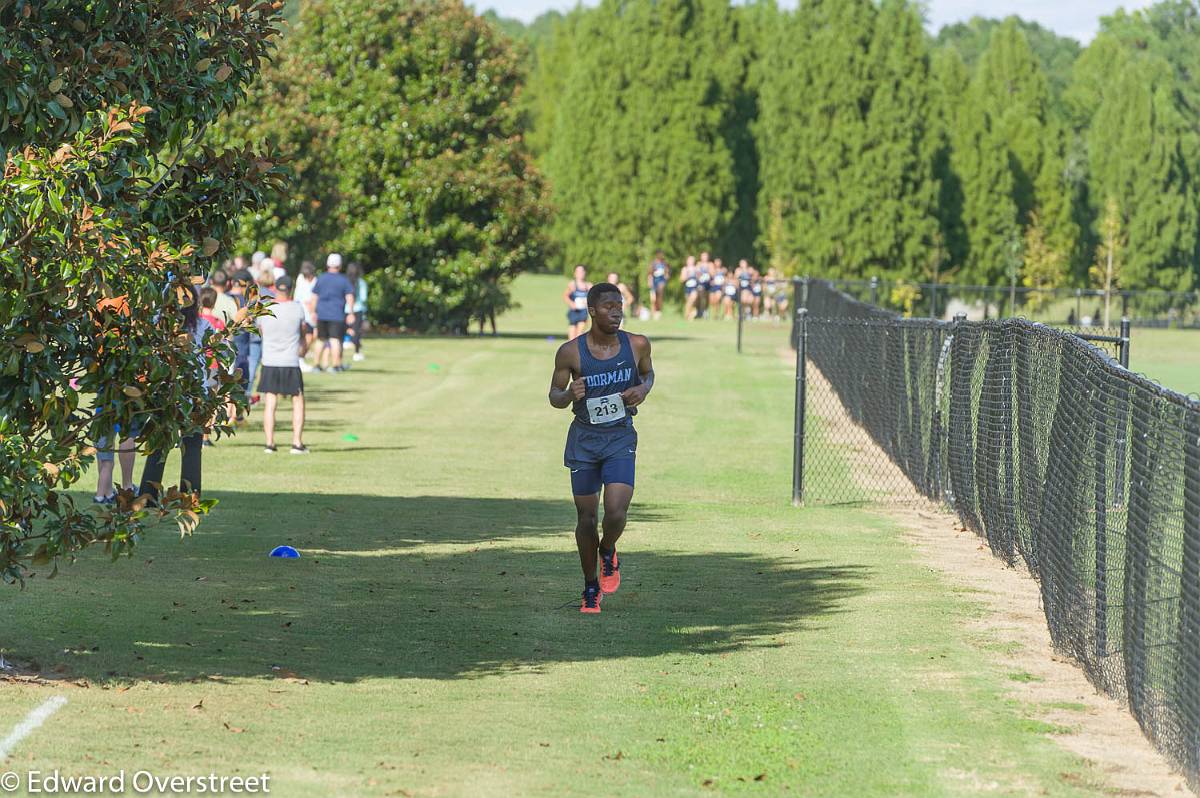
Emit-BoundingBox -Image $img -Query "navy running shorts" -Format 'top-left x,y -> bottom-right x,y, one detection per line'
567,308 -> 588,325
570,457 -> 635,495
565,419 -> 637,495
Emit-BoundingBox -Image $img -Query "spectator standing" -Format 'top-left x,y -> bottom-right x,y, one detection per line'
138,285 -> 213,501
209,269 -> 239,327
346,261 -> 368,362
256,275 -> 309,454
92,294 -> 138,504
228,270 -> 253,417
293,260 -> 318,373
308,253 -> 356,372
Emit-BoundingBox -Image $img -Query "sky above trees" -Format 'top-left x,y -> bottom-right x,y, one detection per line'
474,0 -> 1154,41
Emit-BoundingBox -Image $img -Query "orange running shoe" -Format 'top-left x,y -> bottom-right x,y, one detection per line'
580,584 -> 602,614
599,549 -> 620,594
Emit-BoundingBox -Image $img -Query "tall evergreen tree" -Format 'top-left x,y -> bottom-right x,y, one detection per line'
859,0 -> 942,279
546,0 -> 739,283
756,0 -> 877,278
930,47 -> 970,277
971,19 -> 1051,225
936,16 -> 1081,114
757,0 -> 940,280
1085,53 -> 1197,291
522,10 -> 582,162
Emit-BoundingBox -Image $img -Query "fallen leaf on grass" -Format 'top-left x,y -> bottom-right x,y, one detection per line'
191,699 -> 204,711
602,751 -> 624,761
223,722 -> 244,733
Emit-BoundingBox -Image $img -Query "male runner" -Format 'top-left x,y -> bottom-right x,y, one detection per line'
564,265 -> 592,340
647,250 -> 670,320
548,283 -> 654,614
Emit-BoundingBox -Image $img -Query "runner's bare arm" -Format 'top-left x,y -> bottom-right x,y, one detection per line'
621,335 -> 654,408
548,343 -> 585,409
563,283 -> 575,308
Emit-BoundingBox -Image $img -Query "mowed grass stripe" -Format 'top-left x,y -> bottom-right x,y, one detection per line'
0,275 -> 1104,796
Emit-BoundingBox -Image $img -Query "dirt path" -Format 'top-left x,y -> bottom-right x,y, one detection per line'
802,357 -> 1195,796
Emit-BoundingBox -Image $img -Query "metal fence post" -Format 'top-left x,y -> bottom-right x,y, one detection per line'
869,276 -> 879,307
1119,318 -> 1131,369
1114,317 -> 1131,507
1094,374 -> 1109,659
790,280 -> 797,347
792,308 -> 809,506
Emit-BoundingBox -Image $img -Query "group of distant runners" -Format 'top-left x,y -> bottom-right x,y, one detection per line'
678,253 -> 790,323
564,251 -> 790,339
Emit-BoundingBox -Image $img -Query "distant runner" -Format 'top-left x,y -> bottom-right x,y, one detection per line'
647,250 -> 670,320
564,265 -> 592,340
548,282 -> 655,614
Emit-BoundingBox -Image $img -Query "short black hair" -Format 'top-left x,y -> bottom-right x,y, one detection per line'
587,282 -> 622,308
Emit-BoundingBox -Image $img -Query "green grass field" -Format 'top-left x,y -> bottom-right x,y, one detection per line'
1127,327 -> 1200,397
0,275 -> 1139,796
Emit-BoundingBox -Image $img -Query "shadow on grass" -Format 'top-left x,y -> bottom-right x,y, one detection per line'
5,492 -> 867,685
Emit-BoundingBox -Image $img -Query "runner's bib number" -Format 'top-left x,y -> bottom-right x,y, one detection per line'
573,297 -> 587,310
586,393 -> 626,425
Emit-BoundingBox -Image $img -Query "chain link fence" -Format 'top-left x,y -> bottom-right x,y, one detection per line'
827,276 -> 1200,329
791,278 -> 1200,786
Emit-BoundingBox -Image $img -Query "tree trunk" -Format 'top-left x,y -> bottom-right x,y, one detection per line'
1104,240 -> 1114,328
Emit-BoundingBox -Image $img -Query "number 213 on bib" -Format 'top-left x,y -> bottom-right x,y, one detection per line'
586,394 -> 626,424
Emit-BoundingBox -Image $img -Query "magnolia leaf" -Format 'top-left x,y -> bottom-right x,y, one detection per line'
41,462 -> 60,478
214,64 -> 233,82
202,237 -> 220,256
47,78 -> 64,93
24,341 -> 45,353
54,93 -> 73,109
122,385 -> 144,398
14,333 -> 36,346
195,58 -> 213,72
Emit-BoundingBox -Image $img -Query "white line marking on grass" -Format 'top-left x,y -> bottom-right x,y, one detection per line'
0,696 -> 67,760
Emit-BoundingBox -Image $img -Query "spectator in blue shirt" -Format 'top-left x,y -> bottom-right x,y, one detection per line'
307,253 -> 356,372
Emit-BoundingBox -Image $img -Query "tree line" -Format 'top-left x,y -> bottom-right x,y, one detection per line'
514,0 -> 1200,296
252,0 -> 1200,329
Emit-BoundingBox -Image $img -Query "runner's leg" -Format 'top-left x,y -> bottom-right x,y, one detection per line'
599,482 -> 632,552
573,492 -> 600,581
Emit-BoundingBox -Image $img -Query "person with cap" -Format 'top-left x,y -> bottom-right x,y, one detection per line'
256,275 -> 309,454
308,253 -> 356,373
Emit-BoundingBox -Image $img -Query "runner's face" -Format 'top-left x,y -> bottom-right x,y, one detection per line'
591,294 -> 623,332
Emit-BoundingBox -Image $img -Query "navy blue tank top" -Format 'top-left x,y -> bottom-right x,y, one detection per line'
572,331 -> 639,428
569,281 -> 589,312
